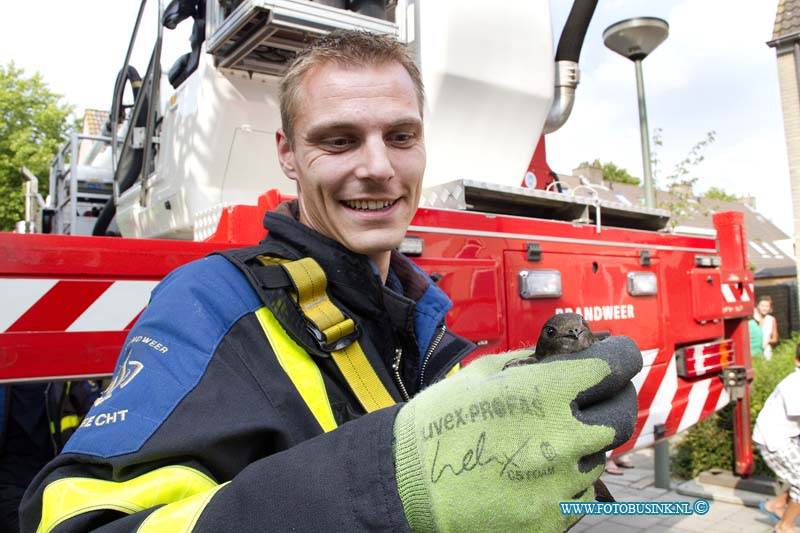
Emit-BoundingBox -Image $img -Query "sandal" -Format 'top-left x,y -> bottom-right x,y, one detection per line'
615,458 -> 634,469
758,501 -> 781,523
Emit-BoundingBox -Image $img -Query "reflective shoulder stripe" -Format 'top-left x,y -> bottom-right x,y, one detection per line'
136,482 -> 229,533
37,466 -> 217,533
279,257 -> 395,412
255,306 -> 337,433
445,363 -> 461,378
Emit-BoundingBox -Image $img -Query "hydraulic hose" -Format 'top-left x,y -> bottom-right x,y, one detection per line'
555,0 -> 599,63
543,0 -> 599,134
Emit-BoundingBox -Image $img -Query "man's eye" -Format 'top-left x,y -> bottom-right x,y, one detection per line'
388,132 -> 417,146
323,137 -> 355,150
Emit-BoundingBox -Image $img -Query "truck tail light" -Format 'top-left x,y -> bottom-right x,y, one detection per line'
676,339 -> 734,378
627,271 -> 657,296
518,269 -> 562,299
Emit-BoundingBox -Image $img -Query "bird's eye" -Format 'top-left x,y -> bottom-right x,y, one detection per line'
545,326 -> 557,337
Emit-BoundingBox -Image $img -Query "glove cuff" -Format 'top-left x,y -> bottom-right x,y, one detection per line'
393,402 -> 436,532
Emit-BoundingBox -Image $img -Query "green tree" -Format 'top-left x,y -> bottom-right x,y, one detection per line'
651,128 -> 717,230
0,62 -> 75,230
578,159 -> 641,185
703,186 -> 738,202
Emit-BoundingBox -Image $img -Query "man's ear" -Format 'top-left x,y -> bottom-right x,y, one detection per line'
276,129 -> 298,181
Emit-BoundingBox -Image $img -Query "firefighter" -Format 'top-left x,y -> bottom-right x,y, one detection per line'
0,381 -> 99,531
20,30 -> 641,532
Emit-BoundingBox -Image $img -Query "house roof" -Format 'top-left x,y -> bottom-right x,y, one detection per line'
77,109 -> 110,164
555,171 -> 795,276
773,0 -> 800,41
81,109 -> 109,136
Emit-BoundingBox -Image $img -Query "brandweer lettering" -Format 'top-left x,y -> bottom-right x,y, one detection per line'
129,335 -> 169,353
80,409 -> 129,428
555,304 -> 634,321
422,392 -> 545,441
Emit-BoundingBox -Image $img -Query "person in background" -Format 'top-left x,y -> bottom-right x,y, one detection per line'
753,344 -> 800,533
755,295 -> 779,360
749,314 -> 764,358
0,381 -> 99,532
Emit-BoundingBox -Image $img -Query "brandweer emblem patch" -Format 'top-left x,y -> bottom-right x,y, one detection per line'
94,349 -> 144,406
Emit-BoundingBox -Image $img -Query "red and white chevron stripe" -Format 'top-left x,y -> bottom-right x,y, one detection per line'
0,278 -> 160,381
0,278 -> 158,333
616,347 -> 730,453
721,282 -> 754,304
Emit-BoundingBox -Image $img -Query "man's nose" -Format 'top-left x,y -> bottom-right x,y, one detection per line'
354,136 -> 394,182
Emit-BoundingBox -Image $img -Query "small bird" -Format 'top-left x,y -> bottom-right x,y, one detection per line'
503,313 -> 616,503
503,313 -> 596,368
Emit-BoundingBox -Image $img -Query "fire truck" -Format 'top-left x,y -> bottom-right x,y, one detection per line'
0,0 -> 755,472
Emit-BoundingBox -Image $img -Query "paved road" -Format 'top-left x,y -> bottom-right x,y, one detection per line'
571,448 -> 783,532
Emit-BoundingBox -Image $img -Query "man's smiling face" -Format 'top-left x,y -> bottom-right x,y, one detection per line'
276,61 -> 425,264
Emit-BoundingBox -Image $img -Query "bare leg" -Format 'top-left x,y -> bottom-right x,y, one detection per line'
766,490 -> 789,519
775,499 -> 799,533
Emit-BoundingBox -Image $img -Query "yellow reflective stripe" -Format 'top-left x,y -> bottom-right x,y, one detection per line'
38,466 -> 217,533
60,414 -> 80,432
255,307 -> 337,433
255,256 -> 396,413
331,341 -> 395,412
136,482 -> 229,533
445,362 -> 461,378
281,258 -> 395,412
281,258 -> 353,344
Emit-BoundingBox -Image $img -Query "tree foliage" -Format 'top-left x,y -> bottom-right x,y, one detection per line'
651,128 -> 717,230
578,159 -> 640,185
703,186 -> 738,202
0,62 -> 75,230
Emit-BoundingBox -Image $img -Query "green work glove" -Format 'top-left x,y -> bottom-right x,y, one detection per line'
393,336 -> 642,532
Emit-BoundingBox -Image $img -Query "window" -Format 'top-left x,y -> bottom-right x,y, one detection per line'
760,241 -> 784,258
748,240 -> 770,258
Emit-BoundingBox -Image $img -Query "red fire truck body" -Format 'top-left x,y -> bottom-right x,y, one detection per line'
0,186 -> 755,460
0,0 -> 756,472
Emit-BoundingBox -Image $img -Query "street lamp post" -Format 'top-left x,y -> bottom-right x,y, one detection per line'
604,16 -> 671,490
603,17 -> 669,208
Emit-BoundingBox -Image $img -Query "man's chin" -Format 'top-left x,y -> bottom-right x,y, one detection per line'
344,234 -> 403,258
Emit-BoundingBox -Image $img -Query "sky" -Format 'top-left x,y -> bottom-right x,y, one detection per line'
0,0 -> 794,235
547,0 -> 791,234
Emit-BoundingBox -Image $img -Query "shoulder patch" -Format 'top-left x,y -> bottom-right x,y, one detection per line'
64,256 -> 262,457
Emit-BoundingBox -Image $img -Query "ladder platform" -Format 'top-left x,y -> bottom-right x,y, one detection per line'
206,0 -> 398,76
420,179 -> 671,231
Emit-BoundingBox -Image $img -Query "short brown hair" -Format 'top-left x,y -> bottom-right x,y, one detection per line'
279,29 -> 424,144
